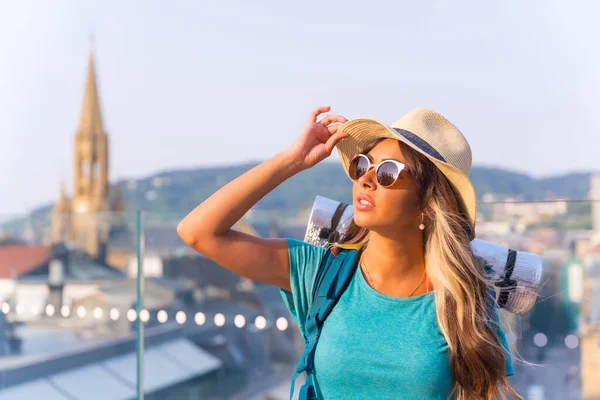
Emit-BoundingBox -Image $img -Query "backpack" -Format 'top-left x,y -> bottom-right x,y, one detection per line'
289,246 -> 362,400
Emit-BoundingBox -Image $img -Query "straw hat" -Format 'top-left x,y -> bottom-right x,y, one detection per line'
335,107 -> 477,228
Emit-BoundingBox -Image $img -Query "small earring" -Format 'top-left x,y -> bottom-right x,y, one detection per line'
419,213 -> 425,230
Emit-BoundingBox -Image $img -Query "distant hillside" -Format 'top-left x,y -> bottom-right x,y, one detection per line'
1,162 -> 594,233
118,161 -> 355,222
120,163 -> 593,218
470,168 -> 592,201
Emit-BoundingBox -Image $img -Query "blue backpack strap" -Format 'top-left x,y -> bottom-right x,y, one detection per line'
289,247 -> 362,400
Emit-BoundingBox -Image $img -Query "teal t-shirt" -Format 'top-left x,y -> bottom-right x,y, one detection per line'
280,238 -> 514,400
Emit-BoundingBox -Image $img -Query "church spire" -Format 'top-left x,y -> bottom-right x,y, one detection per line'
54,179 -> 70,213
78,42 -> 104,136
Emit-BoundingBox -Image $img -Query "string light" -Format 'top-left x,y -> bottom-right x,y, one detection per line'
4,303 -> 589,353
110,308 -> 120,321
45,304 -> 55,317
234,314 -> 246,328
175,311 -> 186,324
1,304 -> 293,334
5,305 -> 299,333
140,309 -> 150,322
533,333 -> 547,347
4,297 -> 595,358
127,309 -> 137,322
255,315 -> 267,330
214,313 -> 226,327
195,312 -> 206,326
276,317 -> 288,331
157,310 -> 168,323
565,334 -> 579,349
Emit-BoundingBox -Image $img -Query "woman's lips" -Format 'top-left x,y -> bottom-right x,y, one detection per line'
355,193 -> 375,211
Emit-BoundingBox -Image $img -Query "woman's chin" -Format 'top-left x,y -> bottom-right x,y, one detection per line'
353,213 -> 377,230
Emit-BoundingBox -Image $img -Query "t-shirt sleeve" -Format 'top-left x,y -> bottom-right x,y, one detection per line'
279,238 -> 328,335
487,288 -> 515,377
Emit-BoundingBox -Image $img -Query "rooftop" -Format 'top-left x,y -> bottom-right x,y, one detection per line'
0,245 -> 50,279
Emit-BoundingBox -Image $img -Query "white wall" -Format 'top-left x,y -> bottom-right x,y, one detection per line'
127,255 -> 163,278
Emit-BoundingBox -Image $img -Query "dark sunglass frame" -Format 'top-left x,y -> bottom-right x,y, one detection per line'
349,154 -> 407,187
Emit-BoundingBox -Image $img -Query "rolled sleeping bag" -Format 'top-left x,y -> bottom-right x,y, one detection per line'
303,195 -> 542,315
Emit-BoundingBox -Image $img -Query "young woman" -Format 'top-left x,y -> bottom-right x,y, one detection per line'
177,106 -> 520,399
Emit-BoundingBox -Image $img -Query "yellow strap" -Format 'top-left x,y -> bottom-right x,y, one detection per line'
327,243 -> 364,251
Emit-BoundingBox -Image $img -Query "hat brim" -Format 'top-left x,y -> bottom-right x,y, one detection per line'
335,118 -> 477,229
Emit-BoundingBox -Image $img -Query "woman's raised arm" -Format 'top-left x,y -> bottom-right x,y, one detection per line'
177,106 -> 348,291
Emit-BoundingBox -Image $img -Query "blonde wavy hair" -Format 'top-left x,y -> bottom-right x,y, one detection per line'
337,138 -> 522,400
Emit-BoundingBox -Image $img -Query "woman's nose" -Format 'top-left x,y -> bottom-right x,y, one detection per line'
358,167 -> 377,189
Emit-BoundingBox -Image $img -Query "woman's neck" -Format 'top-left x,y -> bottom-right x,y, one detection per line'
362,229 -> 426,284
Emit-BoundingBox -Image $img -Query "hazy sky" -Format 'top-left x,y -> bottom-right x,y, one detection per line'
1,1 -> 599,215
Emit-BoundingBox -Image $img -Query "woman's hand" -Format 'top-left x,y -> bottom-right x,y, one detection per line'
285,106 -> 349,170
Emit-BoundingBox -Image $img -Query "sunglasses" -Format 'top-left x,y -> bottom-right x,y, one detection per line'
348,154 -> 407,187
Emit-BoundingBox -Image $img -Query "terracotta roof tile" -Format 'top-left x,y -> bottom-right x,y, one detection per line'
0,245 -> 51,278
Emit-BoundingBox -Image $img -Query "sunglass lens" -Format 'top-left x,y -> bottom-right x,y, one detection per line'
349,156 -> 369,180
377,161 -> 400,187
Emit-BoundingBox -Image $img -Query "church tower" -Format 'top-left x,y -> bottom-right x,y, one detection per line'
72,46 -> 109,215
50,44 -> 121,259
